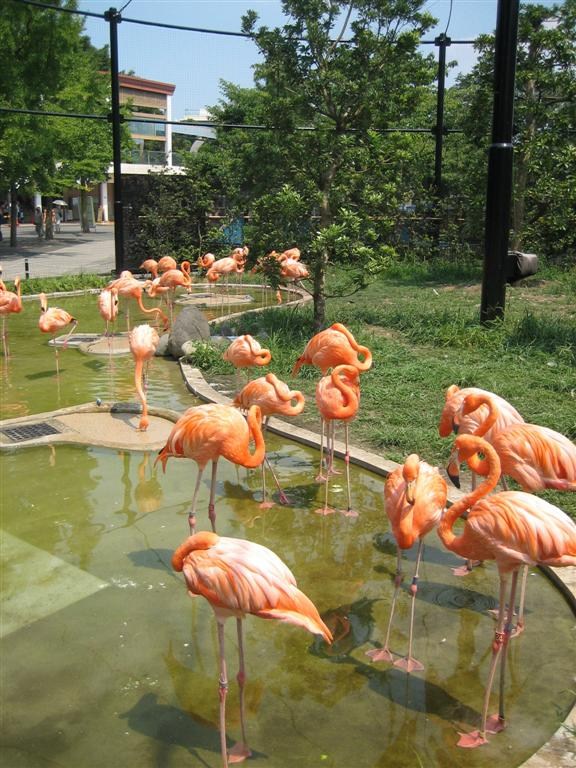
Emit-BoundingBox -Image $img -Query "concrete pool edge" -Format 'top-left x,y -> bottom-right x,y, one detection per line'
179,360 -> 576,768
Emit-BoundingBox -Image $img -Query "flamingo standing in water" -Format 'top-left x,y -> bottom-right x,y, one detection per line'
292,322 -> 372,376
156,403 -> 266,533
106,271 -> 168,331
367,455 -> 447,672
455,391 -> 576,493
147,263 -> 192,326
222,334 -> 272,391
438,385 -> 524,576
129,324 -> 160,431
0,276 -> 23,357
172,531 -> 332,768
314,364 -> 360,516
197,252 -> 216,272
97,287 -> 119,337
440,434 -> 576,748
234,373 -> 305,507
38,293 -> 77,374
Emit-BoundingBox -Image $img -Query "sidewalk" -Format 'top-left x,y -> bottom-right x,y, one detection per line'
0,223 -> 115,281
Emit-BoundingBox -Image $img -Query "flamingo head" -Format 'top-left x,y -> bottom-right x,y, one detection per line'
402,454 -> 420,504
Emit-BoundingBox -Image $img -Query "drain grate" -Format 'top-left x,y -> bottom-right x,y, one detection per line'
1,422 -> 63,442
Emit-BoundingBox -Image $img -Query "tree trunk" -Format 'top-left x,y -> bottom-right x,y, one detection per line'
44,203 -> 54,240
312,159 -> 338,330
9,184 -> 18,247
80,188 -> 91,233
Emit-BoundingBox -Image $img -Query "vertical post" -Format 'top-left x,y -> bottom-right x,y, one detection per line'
480,0 -> 520,324
105,7 -> 124,275
434,34 -> 450,193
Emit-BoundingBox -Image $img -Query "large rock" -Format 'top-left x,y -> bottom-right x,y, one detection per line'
167,306 -> 211,358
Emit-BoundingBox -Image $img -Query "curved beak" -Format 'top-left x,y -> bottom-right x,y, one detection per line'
447,447 -> 461,488
405,479 -> 416,505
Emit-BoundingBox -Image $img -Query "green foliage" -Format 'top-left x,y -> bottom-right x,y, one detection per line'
15,274 -> 109,295
181,341 -> 227,371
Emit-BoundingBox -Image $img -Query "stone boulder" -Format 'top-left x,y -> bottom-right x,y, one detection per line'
167,306 -> 211,358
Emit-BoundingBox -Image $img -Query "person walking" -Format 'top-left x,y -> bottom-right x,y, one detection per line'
34,206 -> 44,238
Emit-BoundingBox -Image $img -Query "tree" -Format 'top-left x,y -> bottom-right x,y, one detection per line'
235,0 -> 438,328
456,1 -> 576,263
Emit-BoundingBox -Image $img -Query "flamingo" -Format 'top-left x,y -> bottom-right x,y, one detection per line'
197,252 -> 216,271
128,324 -> 160,431
314,364 -> 360,516
156,403 -> 266,533
438,385 -> 524,576
222,335 -> 272,391
157,255 -> 178,273
106,271 -> 168,331
234,373 -> 305,508
97,287 -> 119,337
366,455 -> 447,672
292,322 -> 372,376
0,276 -> 23,357
172,531 -> 332,768
146,265 -> 192,326
277,258 -> 310,303
139,259 -> 159,278
456,391 -> 576,492
38,293 -> 77,374
440,434 -> 576,748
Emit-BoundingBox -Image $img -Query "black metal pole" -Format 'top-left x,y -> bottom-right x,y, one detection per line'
434,34 -> 450,192
480,0 -> 520,324
105,7 -> 124,275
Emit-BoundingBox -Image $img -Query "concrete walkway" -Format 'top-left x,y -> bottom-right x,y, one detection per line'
0,222 -> 115,281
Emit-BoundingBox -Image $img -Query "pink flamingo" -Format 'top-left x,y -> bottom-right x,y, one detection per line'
222,334 -> 272,391
314,364 -> 360,516
157,255 -> 178,273
106,271 -> 168,331
197,252 -> 216,271
440,434 -> 576,748
38,293 -> 77,374
367,455 -> 447,671
172,531 -> 332,767
156,403 -> 266,533
234,373 -> 305,507
292,322 -> 373,376
139,259 -> 159,278
0,277 -> 23,357
97,287 -> 119,336
128,324 -> 160,431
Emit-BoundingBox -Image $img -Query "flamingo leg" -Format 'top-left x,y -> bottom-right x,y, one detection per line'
512,564 -> 528,636
228,618 -> 252,764
188,466 -> 206,533
367,547 -> 403,663
315,419 -> 327,482
315,421 -> 336,515
208,460 -> 218,532
216,620 -> 230,768
54,336 -> 61,376
491,571 -> 519,734
458,572 -> 513,748
394,539 -> 425,673
2,317 -> 8,358
264,455 -> 290,506
341,423 -> 357,517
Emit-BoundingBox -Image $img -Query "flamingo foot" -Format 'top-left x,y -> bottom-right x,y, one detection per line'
341,508 -> 358,518
366,647 -> 394,663
228,742 -> 252,763
511,621 -> 525,638
259,501 -> 275,510
486,714 -> 506,734
315,473 -> 327,483
457,730 -> 488,749
394,655 -> 424,673
451,560 -> 482,577
314,506 -> 336,516
328,467 -> 342,476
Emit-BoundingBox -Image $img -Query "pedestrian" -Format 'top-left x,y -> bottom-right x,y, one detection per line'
34,206 -> 44,238
54,207 -> 62,233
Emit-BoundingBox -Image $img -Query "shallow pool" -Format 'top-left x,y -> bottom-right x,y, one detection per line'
1,292 -> 574,768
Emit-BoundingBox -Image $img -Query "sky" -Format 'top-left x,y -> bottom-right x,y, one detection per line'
77,1 -> 559,120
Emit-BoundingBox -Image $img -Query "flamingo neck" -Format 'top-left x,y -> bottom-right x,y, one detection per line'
331,368 -> 359,419
467,393 -> 498,437
438,440 -> 501,548
239,407 -> 266,468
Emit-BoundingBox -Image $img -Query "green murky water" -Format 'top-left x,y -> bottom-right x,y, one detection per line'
1,293 -> 575,768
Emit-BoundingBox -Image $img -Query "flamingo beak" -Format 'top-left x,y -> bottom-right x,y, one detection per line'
405,479 -> 416,505
447,448 -> 461,488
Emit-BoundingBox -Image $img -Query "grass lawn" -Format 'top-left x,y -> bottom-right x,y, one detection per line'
195,260 -> 576,520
